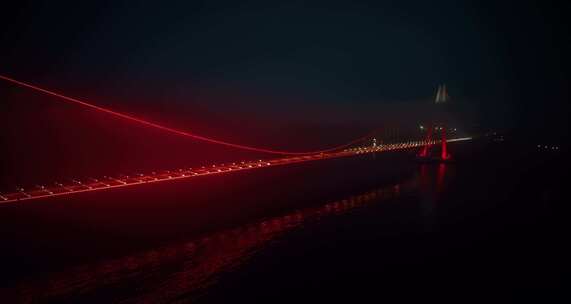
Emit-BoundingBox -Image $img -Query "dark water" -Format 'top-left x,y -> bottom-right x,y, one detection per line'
0,139 -> 567,303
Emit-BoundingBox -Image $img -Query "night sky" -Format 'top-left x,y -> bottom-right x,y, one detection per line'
1,0 -> 569,143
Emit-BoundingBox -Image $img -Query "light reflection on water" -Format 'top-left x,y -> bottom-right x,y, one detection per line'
9,166 -> 449,303
418,163 -> 450,230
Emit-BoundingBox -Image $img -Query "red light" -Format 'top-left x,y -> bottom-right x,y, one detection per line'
0,74 -> 376,156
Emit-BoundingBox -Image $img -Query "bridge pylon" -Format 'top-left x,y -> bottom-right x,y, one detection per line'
418,123 -> 433,158
417,84 -> 452,162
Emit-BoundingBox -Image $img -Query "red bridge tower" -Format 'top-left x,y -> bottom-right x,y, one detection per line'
417,84 -> 452,162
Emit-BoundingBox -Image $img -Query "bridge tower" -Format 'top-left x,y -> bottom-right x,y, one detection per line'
417,84 -> 451,162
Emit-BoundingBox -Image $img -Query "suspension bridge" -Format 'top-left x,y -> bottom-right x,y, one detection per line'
0,74 -> 470,204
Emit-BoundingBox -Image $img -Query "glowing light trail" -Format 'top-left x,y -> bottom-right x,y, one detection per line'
0,74 -> 375,156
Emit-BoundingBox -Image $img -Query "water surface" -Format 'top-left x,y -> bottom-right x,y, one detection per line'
1,140 -> 566,302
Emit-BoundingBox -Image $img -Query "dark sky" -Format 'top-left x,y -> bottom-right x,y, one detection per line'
1,0 -> 569,137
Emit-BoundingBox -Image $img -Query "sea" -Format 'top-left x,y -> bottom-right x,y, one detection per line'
0,138 -> 567,303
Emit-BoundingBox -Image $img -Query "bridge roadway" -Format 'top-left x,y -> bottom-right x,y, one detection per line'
0,137 -> 471,204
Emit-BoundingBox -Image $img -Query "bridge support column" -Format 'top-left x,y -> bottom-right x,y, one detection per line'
441,127 -> 451,160
419,124 -> 433,158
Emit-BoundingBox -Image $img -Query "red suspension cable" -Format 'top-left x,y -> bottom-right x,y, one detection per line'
0,74 -> 375,155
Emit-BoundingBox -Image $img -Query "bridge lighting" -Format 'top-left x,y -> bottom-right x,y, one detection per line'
0,137 -> 473,204
17,187 -> 31,197
419,125 -> 424,130
0,74 -> 383,156
111,177 -> 127,185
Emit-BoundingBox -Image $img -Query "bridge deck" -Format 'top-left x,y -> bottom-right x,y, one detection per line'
0,138 -> 471,204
